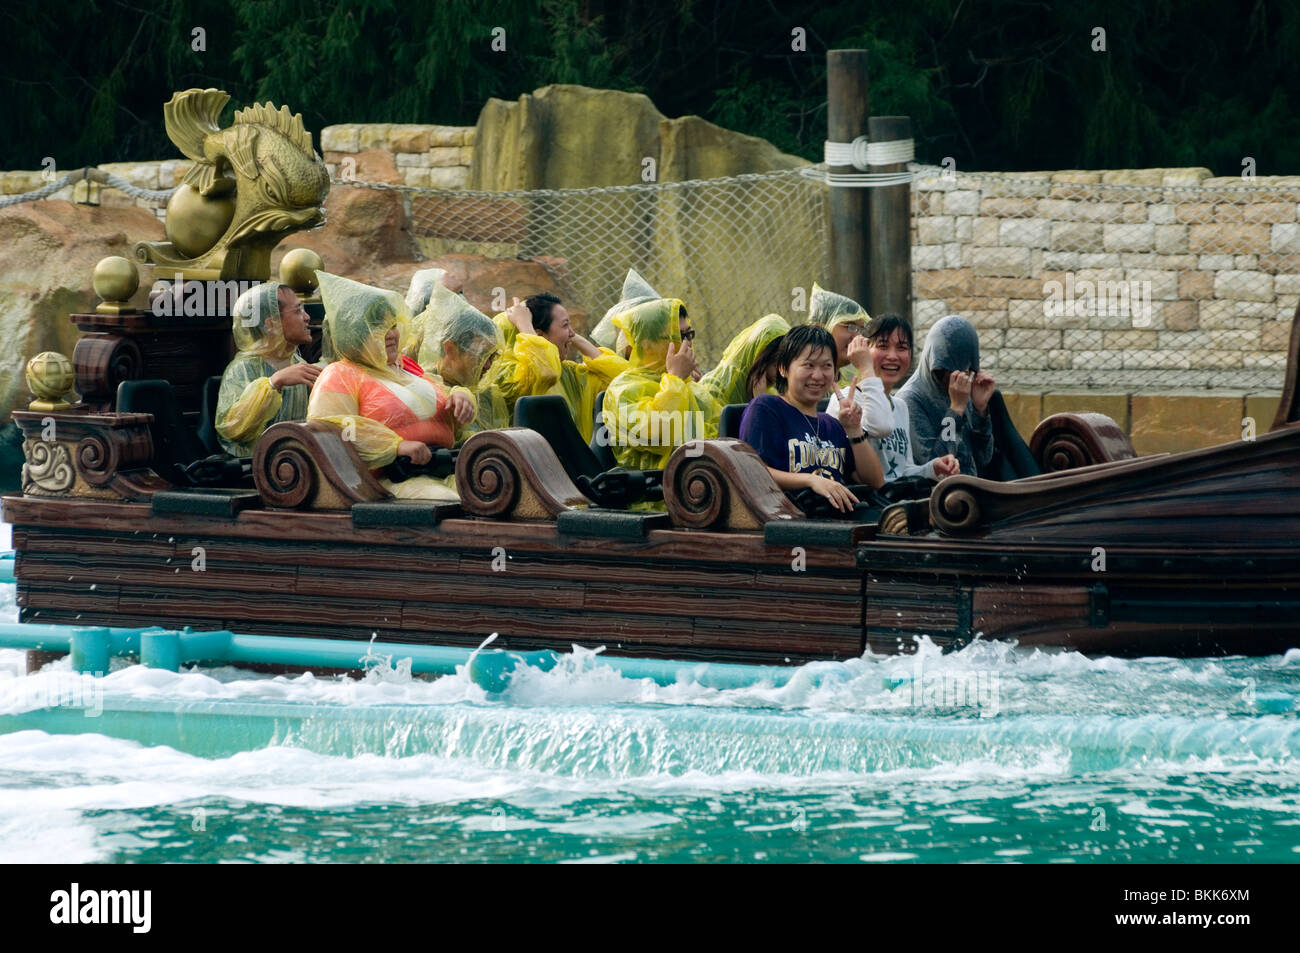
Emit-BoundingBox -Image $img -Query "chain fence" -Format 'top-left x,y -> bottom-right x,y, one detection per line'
6,160 -> 1296,392
910,165 -> 1297,393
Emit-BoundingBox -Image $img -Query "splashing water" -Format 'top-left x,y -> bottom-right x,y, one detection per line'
0,534 -> 1297,863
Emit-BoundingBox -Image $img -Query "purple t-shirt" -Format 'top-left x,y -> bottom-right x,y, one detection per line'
739,394 -> 853,484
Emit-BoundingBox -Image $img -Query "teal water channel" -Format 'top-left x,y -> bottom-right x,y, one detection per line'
0,565 -> 1297,863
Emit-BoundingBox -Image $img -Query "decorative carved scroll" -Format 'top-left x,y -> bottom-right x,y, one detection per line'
1029,412 -> 1136,473
73,333 -> 143,412
454,428 -> 588,520
253,421 -> 390,510
663,439 -> 802,530
12,409 -> 169,501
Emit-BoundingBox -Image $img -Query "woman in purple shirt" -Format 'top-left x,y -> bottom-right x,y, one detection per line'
739,325 -> 884,513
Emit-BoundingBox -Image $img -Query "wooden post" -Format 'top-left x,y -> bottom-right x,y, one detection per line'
867,115 -> 913,324
826,50 -> 870,308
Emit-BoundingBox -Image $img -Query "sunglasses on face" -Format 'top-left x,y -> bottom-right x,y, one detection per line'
680,328 -> 696,342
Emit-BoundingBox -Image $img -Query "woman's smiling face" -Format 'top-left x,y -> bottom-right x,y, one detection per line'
870,328 -> 912,390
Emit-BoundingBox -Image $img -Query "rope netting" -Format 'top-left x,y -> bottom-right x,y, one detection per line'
388,168 -> 831,364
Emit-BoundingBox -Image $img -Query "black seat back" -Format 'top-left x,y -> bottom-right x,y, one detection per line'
196,375 -> 223,455
589,390 -> 619,471
118,379 -> 211,484
720,403 -> 747,439
513,394 -> 605,483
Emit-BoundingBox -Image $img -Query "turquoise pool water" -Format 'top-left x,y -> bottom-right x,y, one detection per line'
0,556 -> 1297,863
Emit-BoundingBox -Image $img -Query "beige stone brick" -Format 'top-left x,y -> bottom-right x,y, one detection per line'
1103,329 -> 1158,348
916,268 -> 974,298
1233,301 -> 1275,317
944,190 -> 979,215
388,126 -> 433,153
1187,351 -> 1244,369
1271,223 -> 1300,253
1260,322 -> 1292,350
943,243 -> 963,267
1101,169 -> 1164,185
1198,305 -> 1263,329
980,197 -> 1036,217
403,168 -> 432,188
1154,224 -> 1188,254
1244,351 -> 1290,369
429,125 -> 465,147
1176,202 -> 1215,224
1244,202 -> 1296,223
964,310 -> 1010,329
395,152 -> 431,168
1050,222 -> 1104,252
1163,168 -> 1213,186
356,124 -> 393,150
1130,394 -> 1242,453
1122,348 -> 1191,369
1052,170 -> 1103,184
1062,329 -> 1104,349
1157,330 -> 1212,350
428,166 -> 469,189
1000,219 -> 1050,246
1148,204 -> 1176,225
972,218 -> 1000,247
1047,349 -> 1073,369
1257,253 -> 1300,274
1103,223 -> 1155,251
1070,201 -> 1124,222
1273,274 -> 1300,295
1127,269 -> 1179,299
1042,251 -> 1081,270
918,216 -> 955,245
1189,223 -> 1269,253
1036,199 -> 1072,219
461,127 -> 476,146
945,296 -> 1009,313
972,277 -> 1043,298
913,245 -> 946,270
970,246 -> 1031,277
320,124 -> 361,152
1151,254 -> 1197,269
1213,270 -> 1273,301
997,347 -> 1049,366
1009,299 -> 1047,327
1122,203 -> 1148,224
1163,300 -> 1201,330
1006,328 -> 1060,348
954,217 -> 973,242
427,146 -> 463,168
1198,254 -> 1235,269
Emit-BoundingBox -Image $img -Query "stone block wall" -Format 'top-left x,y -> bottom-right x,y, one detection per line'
911,167 -> 1300,394
321,123 -> 476,189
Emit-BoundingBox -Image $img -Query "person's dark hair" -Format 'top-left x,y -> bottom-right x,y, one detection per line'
774,325 -> 836,394
864,313 -> 914,351
746,335 -> 785,397
525,292 -> 562,334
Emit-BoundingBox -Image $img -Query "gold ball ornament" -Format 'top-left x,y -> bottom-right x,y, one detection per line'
164,183 -> 236,258
92,256 -> 140,305
26,351 -> 76,403
279,248 -> 325,295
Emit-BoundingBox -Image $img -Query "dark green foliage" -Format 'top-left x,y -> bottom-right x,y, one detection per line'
3,0 -> 1298,174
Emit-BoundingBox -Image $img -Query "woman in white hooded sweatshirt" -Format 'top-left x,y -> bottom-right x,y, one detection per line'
827,314 -> 960,485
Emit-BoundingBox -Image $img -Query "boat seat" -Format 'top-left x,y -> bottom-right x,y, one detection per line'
589,390 -> 619,472
196,374 -> 223,455
556,508 -> 672,539
720,403 -> 747,439
514,393 -> 662,508
117,378 -> 251,488
151,487 -> 262,518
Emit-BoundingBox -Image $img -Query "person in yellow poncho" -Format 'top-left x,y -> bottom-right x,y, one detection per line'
401,267 -> 447,362
215,282 -> 319,457
806,282 -> 877,387
416,284 -> 508,444
307,272 -> 475,501
491,293 -> 629,442
601,297 -> 721,472
700,313 -> 791,410
590,267 -> 660,353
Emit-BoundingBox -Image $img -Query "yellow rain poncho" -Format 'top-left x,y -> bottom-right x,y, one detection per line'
700,313 -> 790,410
215,281 -> 311,457
418,284 -> 508,444
807,282 -> 871,384
308,272 -> 470,501
401,267 -> 447,359
601,298 -> 720,473
590,268 -> 660,351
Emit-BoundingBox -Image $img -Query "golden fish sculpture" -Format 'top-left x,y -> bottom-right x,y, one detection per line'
135,88 -> 331,281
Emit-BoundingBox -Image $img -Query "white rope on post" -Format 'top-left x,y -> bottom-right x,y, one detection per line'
821,136 -> 915,187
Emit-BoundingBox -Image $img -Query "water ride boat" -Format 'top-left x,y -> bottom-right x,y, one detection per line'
4,90 -> 1299,671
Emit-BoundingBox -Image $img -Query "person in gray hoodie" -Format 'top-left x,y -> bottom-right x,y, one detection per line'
897,315 -> 995,479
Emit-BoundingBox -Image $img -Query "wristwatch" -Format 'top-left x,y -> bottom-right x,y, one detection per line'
849,432 -> 868,444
